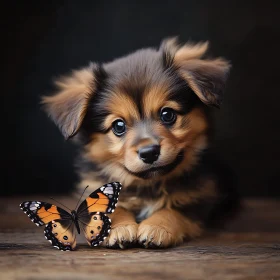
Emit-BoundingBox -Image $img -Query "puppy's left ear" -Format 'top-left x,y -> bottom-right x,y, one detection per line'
161,38 -> 231,108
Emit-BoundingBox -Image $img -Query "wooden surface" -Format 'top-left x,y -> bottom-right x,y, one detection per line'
0,196 -> 280,280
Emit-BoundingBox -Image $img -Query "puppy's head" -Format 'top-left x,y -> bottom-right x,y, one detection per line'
42,38 -> 230,185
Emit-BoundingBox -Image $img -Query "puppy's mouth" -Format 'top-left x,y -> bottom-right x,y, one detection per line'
124,150 -> 184,179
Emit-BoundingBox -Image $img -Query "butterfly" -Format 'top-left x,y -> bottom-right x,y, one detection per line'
19,182 -> 122,251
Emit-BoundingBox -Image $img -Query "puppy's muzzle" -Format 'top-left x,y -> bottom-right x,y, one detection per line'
138,144 -> 160,164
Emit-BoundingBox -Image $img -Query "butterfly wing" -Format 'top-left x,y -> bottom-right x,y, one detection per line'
19,201 -> 70,226
79,212 -> 111,246
20,201 -> 77,251
77,182 -> 122,247
44,220 -> 76,251
77,182 -> 122,215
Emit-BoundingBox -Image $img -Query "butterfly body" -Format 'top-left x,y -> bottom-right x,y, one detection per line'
20,182 -> 122,251
70,210 -> 80,234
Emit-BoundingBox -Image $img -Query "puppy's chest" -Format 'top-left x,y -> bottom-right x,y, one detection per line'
118,184 -> 160,213
117,178 -> 192,219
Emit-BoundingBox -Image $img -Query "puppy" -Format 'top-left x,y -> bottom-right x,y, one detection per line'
42,37 -> 237,249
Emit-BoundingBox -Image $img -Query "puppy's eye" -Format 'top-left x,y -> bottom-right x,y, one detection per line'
112,119 -> 126,136
160,108 -> 177,125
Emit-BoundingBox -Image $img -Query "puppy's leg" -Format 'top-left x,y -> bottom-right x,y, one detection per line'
102,207 -> 138,249
137,208 -> 202,248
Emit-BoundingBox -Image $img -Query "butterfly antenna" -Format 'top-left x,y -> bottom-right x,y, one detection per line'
75,185 -> 89,211
49,197 -> 72,211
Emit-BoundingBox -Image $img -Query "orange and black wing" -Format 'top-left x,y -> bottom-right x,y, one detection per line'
20,201 -> 76,251
76,182 -> 122,247
19,201 -> 70,226
79,212 -> 111,247
44,219 -> 76,251
77,182 -> 122,216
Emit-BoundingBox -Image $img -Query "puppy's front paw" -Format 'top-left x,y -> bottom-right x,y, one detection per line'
137,223 -> 177,248
137,209 -> 196,248
102,223 -> 138,249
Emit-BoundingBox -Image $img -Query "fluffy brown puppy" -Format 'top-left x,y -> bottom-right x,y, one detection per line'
42,37 -> 236,249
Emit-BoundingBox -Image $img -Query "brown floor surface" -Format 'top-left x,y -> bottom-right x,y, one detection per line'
0,196 -> 279,280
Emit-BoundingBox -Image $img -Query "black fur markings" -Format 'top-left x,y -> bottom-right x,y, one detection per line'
93,64 -> 108,93
162,47 -> 176,70
167,73 -> 200,115
81,65 -> 110,138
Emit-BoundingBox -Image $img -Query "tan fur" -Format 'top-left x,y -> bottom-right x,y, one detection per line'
42,64 -> 95,139
160,37 -> 208,62
174,41 -> 209,63
142,84 -> 171,117
137,208 -> 202,247
85,134 -> 114,162
104,90 -> 141,125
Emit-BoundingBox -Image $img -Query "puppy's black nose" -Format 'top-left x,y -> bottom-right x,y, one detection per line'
138,145 -> 160,164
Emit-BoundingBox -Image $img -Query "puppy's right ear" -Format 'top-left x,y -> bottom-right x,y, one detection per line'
41,63 -> 105,139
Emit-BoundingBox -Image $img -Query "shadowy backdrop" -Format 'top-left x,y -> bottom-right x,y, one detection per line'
2,0 -> 279,196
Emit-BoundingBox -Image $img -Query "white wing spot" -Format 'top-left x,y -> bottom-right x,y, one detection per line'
104,186 -> 114,195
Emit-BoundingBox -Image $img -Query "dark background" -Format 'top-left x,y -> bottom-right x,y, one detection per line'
2,0 -> 279,197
